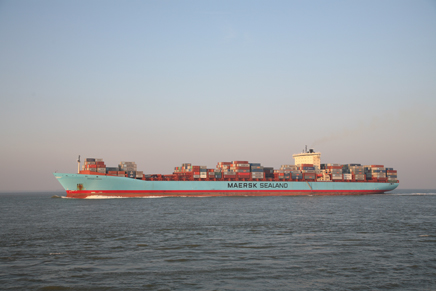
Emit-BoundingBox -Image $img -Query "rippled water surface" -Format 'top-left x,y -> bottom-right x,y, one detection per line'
1,189 -> 436,290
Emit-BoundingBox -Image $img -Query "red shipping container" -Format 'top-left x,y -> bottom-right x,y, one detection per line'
237,173 -> 250,177
79,170 -> 101,175
232,161 -> 248,164
233,167 -> 250,170
88,164 -> 97,168
194,172 -> 200,175
387,170 -> 397,173
300,164 -> 314,167
371,165 -> 384,168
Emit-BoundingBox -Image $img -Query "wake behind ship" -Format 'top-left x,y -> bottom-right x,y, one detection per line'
54,148 -> 399,198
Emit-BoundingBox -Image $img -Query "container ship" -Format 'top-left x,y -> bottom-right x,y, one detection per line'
54,148 -> 399,198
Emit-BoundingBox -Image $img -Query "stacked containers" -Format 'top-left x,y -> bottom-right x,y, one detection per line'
208,169 -> 216,179
82,158 -> 397,183
281,165 -> 298,180
282,165 -> 302,180
300,164 -> 315,180
95,159 -> 106,174
274,169 -> 285,180
350,165 -> 365,181
251,163 -> 264,179
200,166 -> 207,179
214,168 -> 222,179
135,171 -> 143,179
83,159 -> 125,177
327,164 -> 343,180
173,163 -> 193,179
264,167 -> 275,179
364,166 -> 372,180
106,167 -> 119,176
192,165 -> 200,179
231,161 -> 250,179
217,162 -> 236,179
386,168 -> 397,183
292,171 -> 303,180
82,158 -> 106,174
119,161 -> 137,178
83,158 -> 97,172
371,165 -> 386,181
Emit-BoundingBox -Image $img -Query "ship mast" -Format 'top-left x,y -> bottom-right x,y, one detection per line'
77,155 -> 81,174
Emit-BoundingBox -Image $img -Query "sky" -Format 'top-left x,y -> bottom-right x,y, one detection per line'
0,0 -> 435,191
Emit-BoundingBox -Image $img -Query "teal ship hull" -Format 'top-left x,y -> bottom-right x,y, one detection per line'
54,173 -> 399,198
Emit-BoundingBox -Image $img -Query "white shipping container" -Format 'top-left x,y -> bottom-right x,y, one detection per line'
223,171 -> 235,174
252,173 -> 264,177
234,164 -> 250,167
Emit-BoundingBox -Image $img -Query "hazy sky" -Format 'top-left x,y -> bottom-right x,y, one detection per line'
1,0 -> 435,191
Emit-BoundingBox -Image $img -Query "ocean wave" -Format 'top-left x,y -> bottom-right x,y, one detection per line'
389,193 -> 436,196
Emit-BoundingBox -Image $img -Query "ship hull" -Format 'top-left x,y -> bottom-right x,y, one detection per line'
54,173 -> 399,199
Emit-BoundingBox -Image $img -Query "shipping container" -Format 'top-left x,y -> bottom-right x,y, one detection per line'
343,174 -> 352,180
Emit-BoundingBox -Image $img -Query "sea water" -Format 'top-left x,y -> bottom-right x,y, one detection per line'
1,189 -> 435,290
